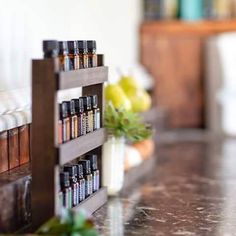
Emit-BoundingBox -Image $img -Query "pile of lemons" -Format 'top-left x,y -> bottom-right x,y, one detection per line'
105,76 -> 151,113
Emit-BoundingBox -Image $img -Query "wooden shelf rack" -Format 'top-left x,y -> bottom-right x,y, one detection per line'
31,58 -> 108,229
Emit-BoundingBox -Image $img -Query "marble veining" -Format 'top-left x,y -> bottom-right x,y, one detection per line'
94,140 -> 236,236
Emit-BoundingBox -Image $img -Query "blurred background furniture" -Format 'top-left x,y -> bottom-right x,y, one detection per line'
140,20 -> 236,129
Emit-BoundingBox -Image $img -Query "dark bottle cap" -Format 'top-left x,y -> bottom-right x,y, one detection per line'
81,96 -> 91,111
67,41 -> 79,54
77,40 -> 88,53
60,172 -> 70,188
70,100 -> 76,116
63,165 -> 77,177
75,164 -> 84,179
90,95 -> 98,109
79,160 -> 91,175
43,40 -> 59,58
86,154 -> 98,170
59,41 -> 69,55
60,102 -> 69,119
87,40 -> 96,53
72,98 -> 84,114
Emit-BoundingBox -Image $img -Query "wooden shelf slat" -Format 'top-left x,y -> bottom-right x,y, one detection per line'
58,67 -> 108,90
59,128 -> 106,165
72,187 -> 107,215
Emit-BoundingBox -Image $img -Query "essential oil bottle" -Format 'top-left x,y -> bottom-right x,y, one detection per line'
65,101 -> 78,140
60,102 -> 70,142
73,98 -> 86,136
68,41 -> 80,70
87,40 -> 97,68
59,41 -> 71,71
63,166 -> 79,207
79,160 -> 93,198
60,172 -> 72,209
77,40 -> 88,69
81,96 -> 94,133
75,164 -> 86,202
86,154 -> 100,192
90,95 -> 100,130
58,104 -> 63,144
43,40 -> 59,58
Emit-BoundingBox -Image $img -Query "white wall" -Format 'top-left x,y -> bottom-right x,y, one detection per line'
0,0 -> 142,91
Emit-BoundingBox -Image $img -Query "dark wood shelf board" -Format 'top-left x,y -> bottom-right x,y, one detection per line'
0,163 -> 31,188
59,128 -> 106,165
58,67 -> 108,90
72,187 -> 107,215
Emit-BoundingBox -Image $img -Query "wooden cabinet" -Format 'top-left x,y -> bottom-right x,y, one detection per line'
140,20 -> 236,128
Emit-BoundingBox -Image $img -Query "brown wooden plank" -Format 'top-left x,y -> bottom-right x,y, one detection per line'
8,128 -> 20,170
72,187 -> 107,215
140,20 -> 236,129
19,125 -> 30,165
59,128 -> 106,165
31,58 -> 58,230
0,131 -> 8,173
58,67 -> 108,90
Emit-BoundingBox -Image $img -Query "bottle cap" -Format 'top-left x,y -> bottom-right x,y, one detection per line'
79,160 -> 91,175
43,40 -> 59,57
72,98 -> 84,114
63,165 -> 77,177
60,102 -> 69,119
60,172 -> 70,188
67,41 -> 78,54
70,100 -> 76,116
90,95 -> 98,109
59,41 -> 69,55
77,40 -> 88,53
81,96 -> 91,111
87,40 -> 96,53
86,154 -> 98,170
74,164 -> 84,179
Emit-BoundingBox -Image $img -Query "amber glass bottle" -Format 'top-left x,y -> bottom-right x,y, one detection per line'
77,40 -> 88,69
64,100 -> 78,140
81,96 -> 93,133
68,41 -> 80,70
59,41 -> 71,71
87,40 -> 97,68
73,98 -> 86,136
90,95 -> 100,130
60,102 -> 71,142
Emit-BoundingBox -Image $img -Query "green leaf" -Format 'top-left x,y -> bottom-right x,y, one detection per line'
104,103 -> 152,142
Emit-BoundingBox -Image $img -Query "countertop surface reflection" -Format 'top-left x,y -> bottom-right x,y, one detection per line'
94,140 -> 236,236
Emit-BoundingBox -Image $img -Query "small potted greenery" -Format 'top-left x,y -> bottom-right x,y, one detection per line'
36,208 -> 99,236
102,103 -> 152,195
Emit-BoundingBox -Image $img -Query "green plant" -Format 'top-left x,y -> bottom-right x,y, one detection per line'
36,208 -> 99,236
104,103 -> 152,142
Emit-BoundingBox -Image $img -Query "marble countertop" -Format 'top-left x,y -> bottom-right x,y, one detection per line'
94,140 -> 236,236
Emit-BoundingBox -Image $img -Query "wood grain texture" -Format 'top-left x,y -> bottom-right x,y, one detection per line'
59,67 -> 108,90
140,20 -> 236,128
59,128 -> 106,165
8,128 -> 20,169
19,125 -> 30,165
32,59 -> 58,229
72,187 -> 107,215
0,132 -> 8,173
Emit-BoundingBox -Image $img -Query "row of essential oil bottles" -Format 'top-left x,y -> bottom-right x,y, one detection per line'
43,40 -> 97,71
59,154 -> 100,209
58,95 -> 100,144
